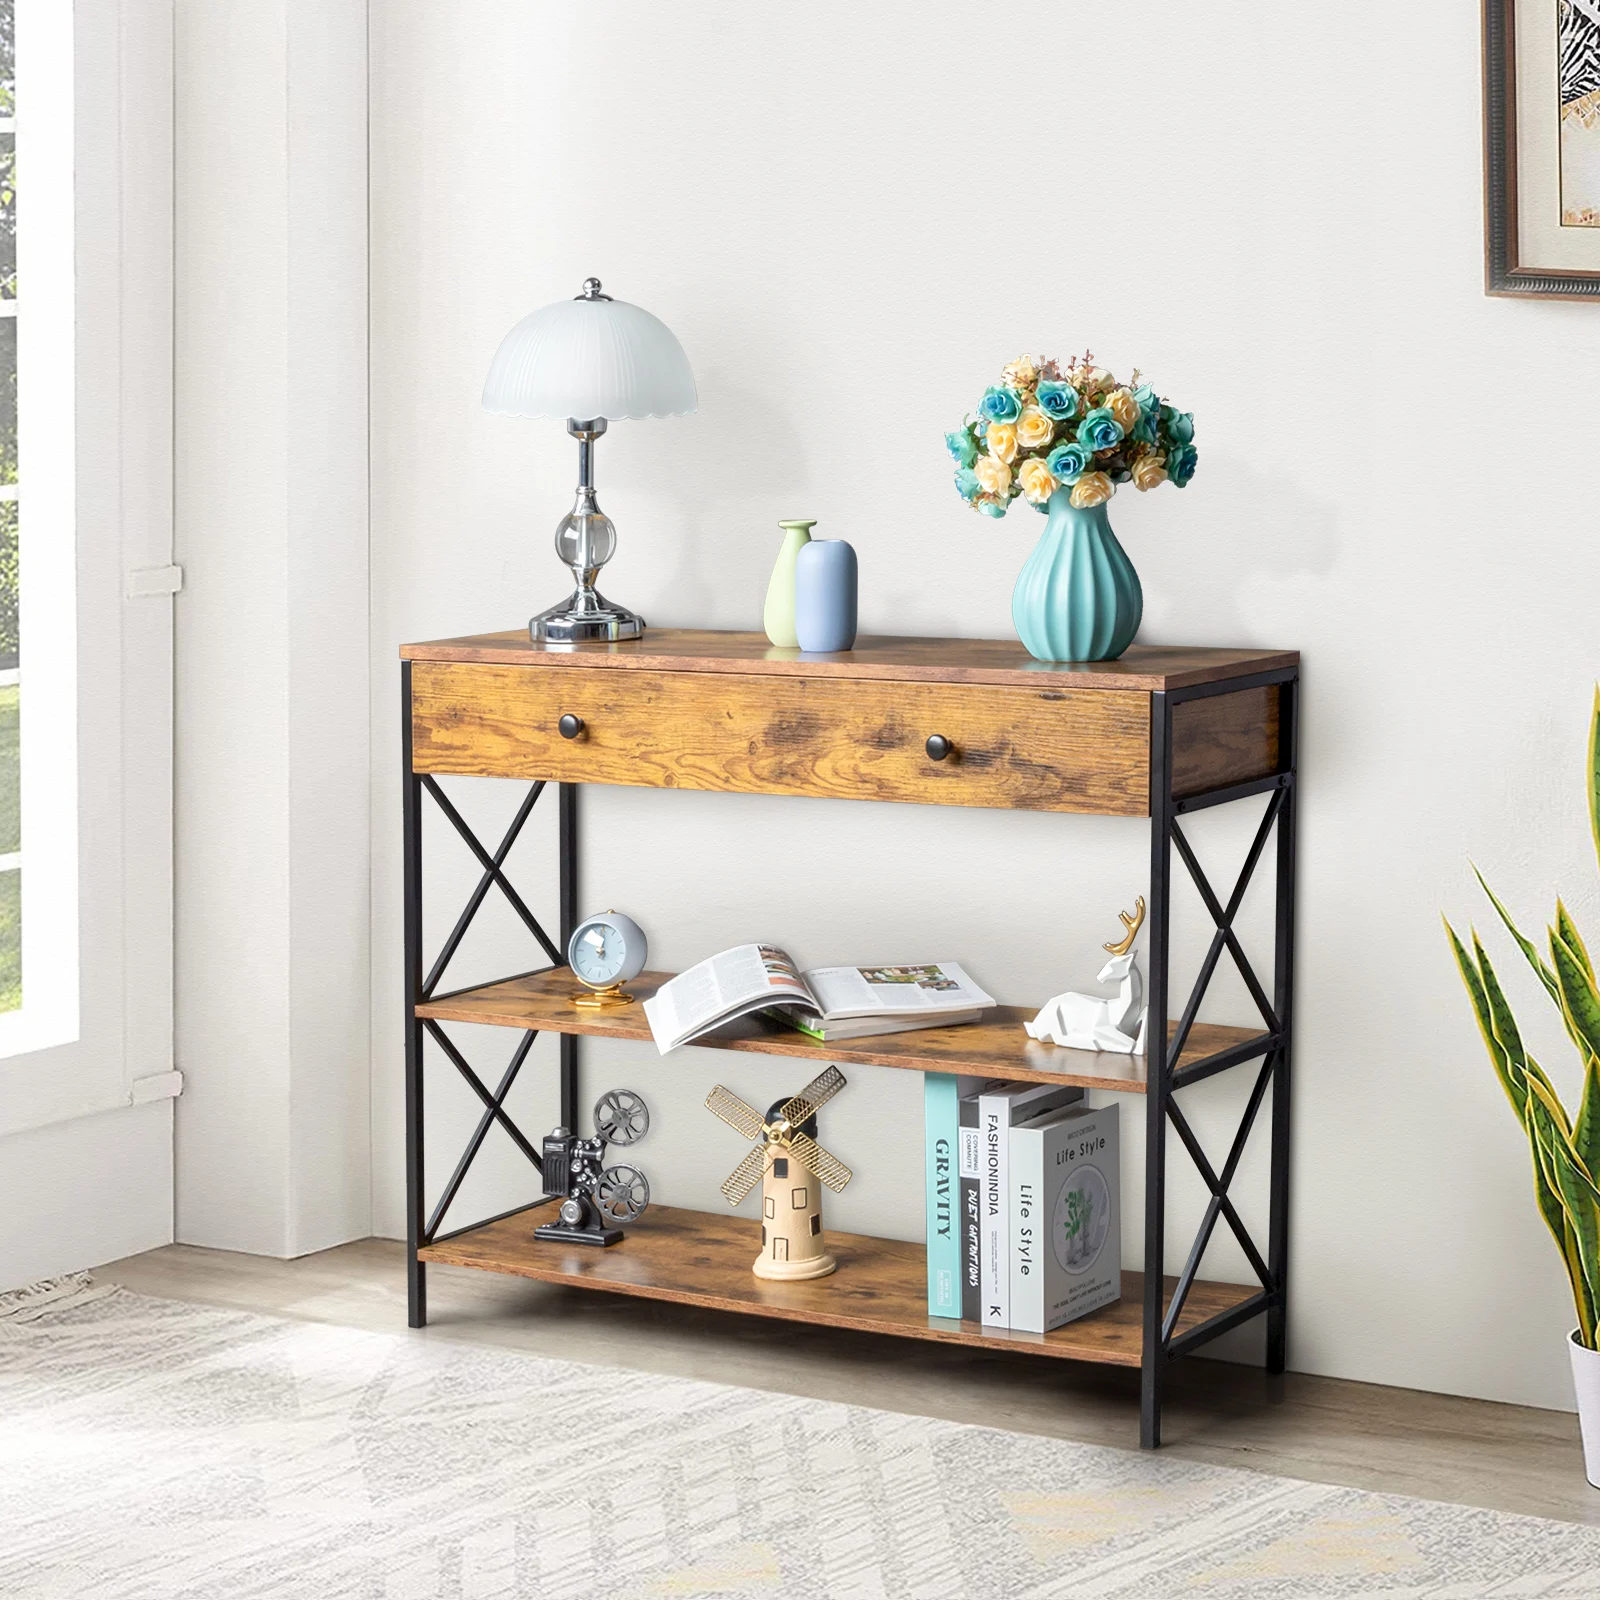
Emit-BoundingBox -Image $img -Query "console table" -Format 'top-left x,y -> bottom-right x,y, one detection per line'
400,629 -> 1298,1449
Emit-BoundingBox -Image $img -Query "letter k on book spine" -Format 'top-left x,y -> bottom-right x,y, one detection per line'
979,1089 -> 1011,1328
977,1082 -> 1083,1329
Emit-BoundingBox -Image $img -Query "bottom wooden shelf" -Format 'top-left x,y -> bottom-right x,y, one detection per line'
418,1201 -> 1256,1369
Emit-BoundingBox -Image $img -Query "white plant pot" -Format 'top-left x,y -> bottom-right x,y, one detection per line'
1570,1330 -> 1600,1489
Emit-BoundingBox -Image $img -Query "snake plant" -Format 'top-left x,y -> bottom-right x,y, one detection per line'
1446,689 -> 1600,1350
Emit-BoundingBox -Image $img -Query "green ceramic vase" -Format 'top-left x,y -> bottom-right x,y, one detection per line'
1011,488 -> 1142,662
763,520 -> 815,647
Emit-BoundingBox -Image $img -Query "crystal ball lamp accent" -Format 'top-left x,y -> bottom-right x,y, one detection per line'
482,278 -> 697,643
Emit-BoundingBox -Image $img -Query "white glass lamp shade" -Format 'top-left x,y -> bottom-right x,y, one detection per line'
482,294 -> 697,421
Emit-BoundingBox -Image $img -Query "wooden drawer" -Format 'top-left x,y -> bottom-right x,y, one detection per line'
409,660 -> 1153,815
1170,685 -> 1282,800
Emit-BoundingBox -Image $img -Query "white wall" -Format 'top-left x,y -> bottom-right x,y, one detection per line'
369,1 -> 1600,1411
0,1103 -> 174,1290
172,0 -> 371,1257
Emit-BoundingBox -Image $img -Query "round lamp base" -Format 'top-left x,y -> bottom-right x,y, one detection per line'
531,592 -> 646,644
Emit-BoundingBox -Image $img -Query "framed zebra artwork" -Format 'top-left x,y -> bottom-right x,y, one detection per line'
1484,0 -> 1600,295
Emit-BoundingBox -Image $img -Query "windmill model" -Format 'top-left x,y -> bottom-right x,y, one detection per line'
704,1066 -> 853,1280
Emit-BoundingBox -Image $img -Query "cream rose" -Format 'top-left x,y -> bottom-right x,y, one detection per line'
974,454 -> 1013,496
1014,406 -> 1054,451
1106,388 -> 1141,434
985,422 -> 1018,464
1017,457 -> 1057,504
1132,452 -> 1168,492
1069,471 -> 1114,508
1003,355 -> 1039,390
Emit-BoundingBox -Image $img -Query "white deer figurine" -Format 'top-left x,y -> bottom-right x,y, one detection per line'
1026,899 -> 1148,1054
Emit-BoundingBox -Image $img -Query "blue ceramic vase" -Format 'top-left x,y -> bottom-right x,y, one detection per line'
1011,487 -> 1142,663
794,539 -> 858,652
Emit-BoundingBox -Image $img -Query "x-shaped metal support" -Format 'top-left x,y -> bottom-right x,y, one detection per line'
422,1026 -> 541,1244
1156,788 -> 1288,1350
421,777 -> 562,999
1165,789 -> 1285,1074
412,776 -> 568,1254
1163,1059 -> 1275,1340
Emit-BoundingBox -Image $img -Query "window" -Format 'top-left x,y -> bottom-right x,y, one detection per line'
0,0 -> 77,1054
0,2 -> 17,1010
0,0 -> 174,1132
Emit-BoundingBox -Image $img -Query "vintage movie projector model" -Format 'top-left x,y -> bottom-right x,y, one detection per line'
534,1089 -> 652,1248
705,1066 -> 852,1280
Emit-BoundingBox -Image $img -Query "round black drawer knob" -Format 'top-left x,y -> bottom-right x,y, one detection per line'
558,714 -> 585,740
925,734 -> 953,762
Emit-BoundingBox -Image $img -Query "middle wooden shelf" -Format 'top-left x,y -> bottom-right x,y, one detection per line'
416,966 -> 1264,1093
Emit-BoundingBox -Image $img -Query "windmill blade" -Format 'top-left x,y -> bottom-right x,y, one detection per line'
705,1084 -> 766,1142
779,1065 -> 848,1129
788,1129 -> 852,1193
719,1143 -> 768,1206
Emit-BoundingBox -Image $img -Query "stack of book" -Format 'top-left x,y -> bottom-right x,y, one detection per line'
924,1076 -> 1120,1333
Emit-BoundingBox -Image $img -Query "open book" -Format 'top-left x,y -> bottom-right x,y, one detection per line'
641,945 -> 995,1055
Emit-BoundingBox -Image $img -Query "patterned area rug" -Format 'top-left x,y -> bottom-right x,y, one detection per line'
1,1287 -> 1597,1598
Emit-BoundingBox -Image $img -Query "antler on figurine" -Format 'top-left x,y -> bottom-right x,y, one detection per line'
1027,895 -> 1150,1055
1103,897 -> 1146,956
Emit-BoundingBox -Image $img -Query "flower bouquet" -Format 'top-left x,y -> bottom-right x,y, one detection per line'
945,353 -> 1196,662
946,352 -> 1195,518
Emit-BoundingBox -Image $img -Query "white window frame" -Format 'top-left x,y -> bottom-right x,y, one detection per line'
0,0 -> 174,1132
0,0 -> 79,1059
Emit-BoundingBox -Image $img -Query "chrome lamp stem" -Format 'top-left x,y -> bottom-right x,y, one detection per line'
529,416 -> 646,644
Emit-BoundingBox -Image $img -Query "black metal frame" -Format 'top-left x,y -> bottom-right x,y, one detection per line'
401,661 -> 578,1328
1140,668 -> 1298,1447
401,658 -> 1299,1449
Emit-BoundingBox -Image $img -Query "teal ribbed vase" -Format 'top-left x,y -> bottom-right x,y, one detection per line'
1011,487 -> 1142,663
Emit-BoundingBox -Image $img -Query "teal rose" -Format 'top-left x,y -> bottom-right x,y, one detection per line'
979,499 -> 1008,518
1165,408 -> 1195,445
945,430 -> 977,468
1168,442 -> 1198,487
979,386 -> 1023,425
1132,385 -> 1160,444
953,467 -> 981,501
1045,441 -> 1093,483
1035,381 -> 1080,423
1076,407 -> 1124,452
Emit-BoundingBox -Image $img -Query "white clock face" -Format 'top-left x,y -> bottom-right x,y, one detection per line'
572,922 -> 624,985
568,912 -> 647,988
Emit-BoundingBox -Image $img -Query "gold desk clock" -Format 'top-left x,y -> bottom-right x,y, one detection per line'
567,910 -> 648,1008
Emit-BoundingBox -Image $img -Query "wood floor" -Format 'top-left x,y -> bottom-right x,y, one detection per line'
100,1237 -> 1597,1527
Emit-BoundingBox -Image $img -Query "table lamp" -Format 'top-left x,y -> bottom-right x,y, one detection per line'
483,278 -> 697,643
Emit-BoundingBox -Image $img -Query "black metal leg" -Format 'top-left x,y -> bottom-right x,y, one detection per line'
559,782 -> 579,1131
1268,676 -> 1299,1374
1141,692 -> 1173,1449
402,663 -> 427,1329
